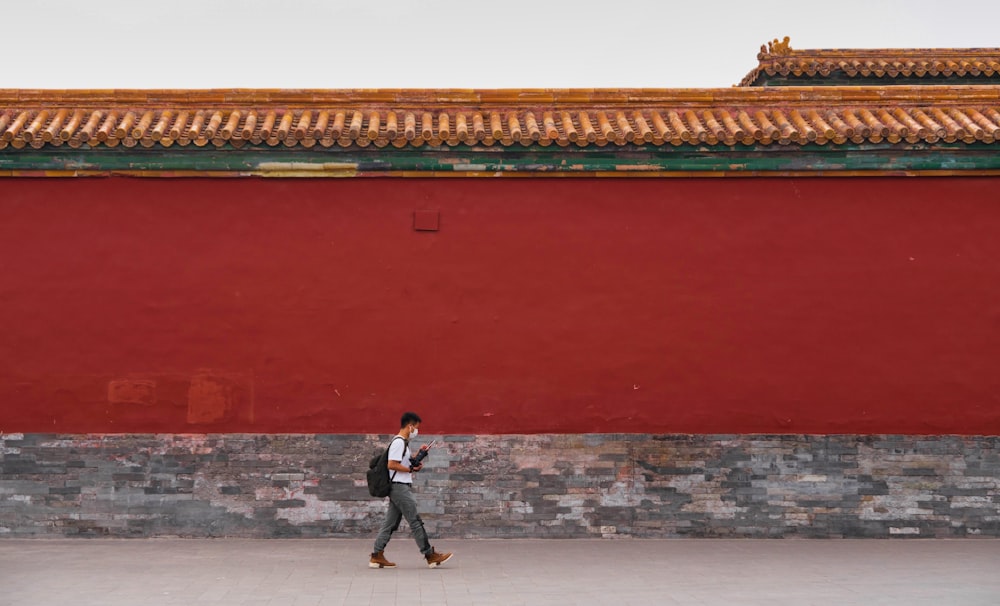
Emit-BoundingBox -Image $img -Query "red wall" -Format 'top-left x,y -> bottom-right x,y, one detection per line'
1,177 -> 998,435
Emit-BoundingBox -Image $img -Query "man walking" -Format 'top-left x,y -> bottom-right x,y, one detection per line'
370,411 -> 453,568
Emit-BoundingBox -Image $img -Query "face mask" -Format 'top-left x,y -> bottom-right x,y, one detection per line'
410,426 -> 419,438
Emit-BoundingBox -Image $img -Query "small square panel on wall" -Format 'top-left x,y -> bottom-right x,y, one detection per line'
413,210 -> 440,232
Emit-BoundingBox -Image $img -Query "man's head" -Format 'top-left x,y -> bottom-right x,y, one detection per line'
400,411 -> 422,432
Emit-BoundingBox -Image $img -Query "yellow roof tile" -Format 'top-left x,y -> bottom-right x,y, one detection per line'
2,86 -> 1000,150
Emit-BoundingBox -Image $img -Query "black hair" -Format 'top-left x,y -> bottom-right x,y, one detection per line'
400,411 -> 422,428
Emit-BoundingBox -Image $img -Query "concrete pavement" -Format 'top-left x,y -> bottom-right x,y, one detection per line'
1,538 -> 999,605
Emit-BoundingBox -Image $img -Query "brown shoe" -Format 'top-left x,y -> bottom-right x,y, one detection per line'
369,551 -> 396,569
425,548 -> 453,568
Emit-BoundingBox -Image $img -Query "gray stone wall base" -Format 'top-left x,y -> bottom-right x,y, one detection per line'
1,433 -> 998,538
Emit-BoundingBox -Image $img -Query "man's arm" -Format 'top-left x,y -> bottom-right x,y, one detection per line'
387,436 -> 421,473
388,459 -> 422,473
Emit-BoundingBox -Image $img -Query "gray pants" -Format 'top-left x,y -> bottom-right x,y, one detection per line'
373,483 -> 432,556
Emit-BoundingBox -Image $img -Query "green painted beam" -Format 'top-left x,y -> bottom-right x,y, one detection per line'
2,144 -> 999,174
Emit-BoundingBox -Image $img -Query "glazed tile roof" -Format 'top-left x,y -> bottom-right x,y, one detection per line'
741,38 -> 1000,86
3,87 -> 1000,151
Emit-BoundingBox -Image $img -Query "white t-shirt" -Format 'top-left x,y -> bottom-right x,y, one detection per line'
387,436 -> 413,485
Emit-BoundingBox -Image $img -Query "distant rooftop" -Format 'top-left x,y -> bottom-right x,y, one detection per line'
740,37 -> 1000,86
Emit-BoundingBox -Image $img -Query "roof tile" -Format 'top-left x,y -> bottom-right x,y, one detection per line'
3,86 -> 1000,151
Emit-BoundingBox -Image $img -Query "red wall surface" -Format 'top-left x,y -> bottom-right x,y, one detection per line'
1,177 -> 998,435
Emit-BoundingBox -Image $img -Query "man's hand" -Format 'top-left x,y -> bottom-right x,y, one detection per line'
410,463 -> 423,472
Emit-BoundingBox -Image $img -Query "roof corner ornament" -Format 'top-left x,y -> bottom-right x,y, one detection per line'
762,36 -> 792,58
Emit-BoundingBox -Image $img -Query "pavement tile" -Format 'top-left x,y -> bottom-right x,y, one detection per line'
0,538 -> 998,606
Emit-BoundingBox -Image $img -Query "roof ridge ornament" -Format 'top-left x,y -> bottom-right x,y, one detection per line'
761,36 -> 793,59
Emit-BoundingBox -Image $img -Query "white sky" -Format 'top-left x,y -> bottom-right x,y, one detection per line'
5,0 -> 1000,89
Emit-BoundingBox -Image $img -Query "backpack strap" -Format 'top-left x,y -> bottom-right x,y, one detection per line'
387,436 -> 405,482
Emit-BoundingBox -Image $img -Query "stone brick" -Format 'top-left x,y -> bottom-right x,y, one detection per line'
1,433 -> 999,538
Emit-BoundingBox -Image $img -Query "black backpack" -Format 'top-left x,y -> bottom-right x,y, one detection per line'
366,436 -> 404,498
